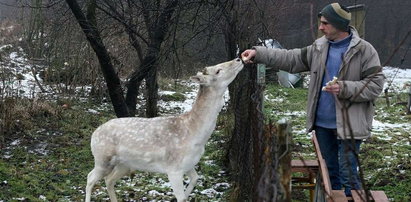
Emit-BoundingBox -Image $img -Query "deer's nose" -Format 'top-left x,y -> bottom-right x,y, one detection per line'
237,57 -> 246,65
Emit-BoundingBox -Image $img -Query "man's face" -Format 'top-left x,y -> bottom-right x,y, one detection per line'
318,16 -> 340,41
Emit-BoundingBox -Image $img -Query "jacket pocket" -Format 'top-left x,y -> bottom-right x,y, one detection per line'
348,104 -> 369,137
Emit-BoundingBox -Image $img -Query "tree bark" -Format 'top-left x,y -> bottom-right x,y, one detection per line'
66,0 -> 130,117
228,65 -> 253,200
145,63 -> 159,117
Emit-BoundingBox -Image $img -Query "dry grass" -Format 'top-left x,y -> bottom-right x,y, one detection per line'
0,98 -> 60,148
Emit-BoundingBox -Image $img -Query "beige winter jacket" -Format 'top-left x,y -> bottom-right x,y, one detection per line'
253,27 -> 385,139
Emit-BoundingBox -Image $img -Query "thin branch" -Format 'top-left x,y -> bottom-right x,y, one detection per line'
96,1 -> 149,45
383,29 -> 411,66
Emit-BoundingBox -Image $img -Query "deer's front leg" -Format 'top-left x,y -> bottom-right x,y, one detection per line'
168,171 -> 186,202
184,168 -> 199,198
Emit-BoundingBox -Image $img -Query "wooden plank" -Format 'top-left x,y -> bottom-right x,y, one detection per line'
291,159 -> 318,169
319,158 -> 333,196
371,191 -> 389,202
291,159 -> 319,173
328,190 -> 348,202
351,190 -> 368,201
292,159 -> 319,168
351,190 -> 389,202
312,135 -> 333,196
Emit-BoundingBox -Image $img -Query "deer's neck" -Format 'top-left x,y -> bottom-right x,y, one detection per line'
183,86 -> 225,142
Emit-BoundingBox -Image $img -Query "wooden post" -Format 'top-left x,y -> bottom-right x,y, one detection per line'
407,85 -> 411,114
347,4 -> 366,38
384,88 -> 390,107
250,61 -> 267,200
277,119 -> 292,202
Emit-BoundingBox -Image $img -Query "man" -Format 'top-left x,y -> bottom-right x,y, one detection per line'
241,3 -> 385,196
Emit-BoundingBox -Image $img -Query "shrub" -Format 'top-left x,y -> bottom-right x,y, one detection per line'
160,92 -> 186,102
0,98 -> 59,147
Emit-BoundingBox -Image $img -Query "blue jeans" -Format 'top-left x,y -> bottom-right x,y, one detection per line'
339,139 -> 362,196
315,126 -> 363,195
315,126 -> 341,190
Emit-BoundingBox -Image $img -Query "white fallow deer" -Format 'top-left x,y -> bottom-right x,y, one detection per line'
85,58 -> 244,202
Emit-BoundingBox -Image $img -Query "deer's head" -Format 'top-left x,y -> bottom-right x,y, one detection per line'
190,58 -> 244,90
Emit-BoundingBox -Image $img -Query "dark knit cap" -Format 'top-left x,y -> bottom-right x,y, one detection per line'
318,3 -> 351,31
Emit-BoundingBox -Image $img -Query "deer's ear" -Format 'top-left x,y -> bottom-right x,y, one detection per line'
190,75 -> 208,85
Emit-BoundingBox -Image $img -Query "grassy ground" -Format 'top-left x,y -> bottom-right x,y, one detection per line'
1,83 -> 409,201
0,99 -> 114,201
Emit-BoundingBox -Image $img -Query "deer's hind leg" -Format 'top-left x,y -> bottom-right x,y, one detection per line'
105,164 -> 129,202
85,166 -> 110,202
85,156 -> 114,202
184,168 -> 199,198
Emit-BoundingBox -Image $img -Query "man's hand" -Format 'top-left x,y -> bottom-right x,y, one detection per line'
323,83 -> 341,95
322,76 -> 340,95
241,49 -> 256,64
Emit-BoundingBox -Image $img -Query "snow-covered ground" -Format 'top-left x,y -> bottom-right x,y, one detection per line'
0,45 -> 46,98
383,66 -> 411,92
370,67 -> 410,137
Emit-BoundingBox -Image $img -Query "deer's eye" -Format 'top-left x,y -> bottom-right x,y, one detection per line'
216,69 -> 221,74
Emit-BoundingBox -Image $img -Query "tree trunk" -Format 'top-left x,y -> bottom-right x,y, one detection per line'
125,0 -> 178,117
125,78 -> 141,117
228,65 -> 253,200
66,0 -> 130,117
223,3 -> 256,200
125,53 -> 156,116
146,63 -> 159,117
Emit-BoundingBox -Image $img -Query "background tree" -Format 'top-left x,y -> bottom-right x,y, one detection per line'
65,0 -> 130,117
96,0 -> 179,117
64,0 -> 235,118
